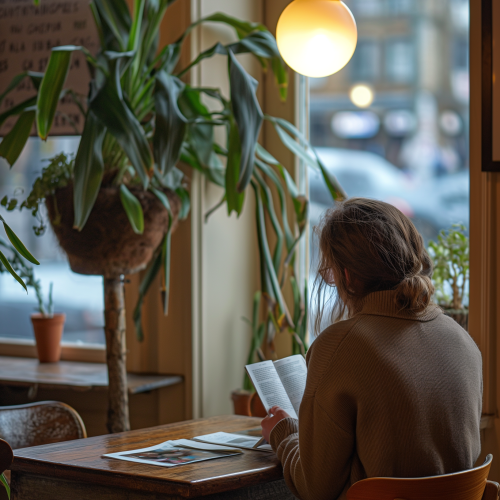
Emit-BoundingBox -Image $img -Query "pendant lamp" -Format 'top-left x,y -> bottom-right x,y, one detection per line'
277,0 -> 358,78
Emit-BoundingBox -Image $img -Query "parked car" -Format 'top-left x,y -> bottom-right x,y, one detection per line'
309,148 -> 469,242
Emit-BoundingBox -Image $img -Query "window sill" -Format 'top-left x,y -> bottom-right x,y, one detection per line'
0,338 -> 105,363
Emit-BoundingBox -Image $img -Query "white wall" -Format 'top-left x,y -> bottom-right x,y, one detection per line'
190,0 -> 263,417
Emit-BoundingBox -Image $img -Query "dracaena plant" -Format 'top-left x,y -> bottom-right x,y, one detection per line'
0,216 -> 40,292
0,0 -> 344,341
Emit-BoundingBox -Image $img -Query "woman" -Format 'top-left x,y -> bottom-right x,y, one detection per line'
261,198 -> 482,500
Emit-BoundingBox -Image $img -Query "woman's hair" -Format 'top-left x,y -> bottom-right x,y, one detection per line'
313,198 -> 434,335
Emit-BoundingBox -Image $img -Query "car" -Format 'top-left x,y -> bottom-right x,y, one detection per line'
309,148 -> 469,242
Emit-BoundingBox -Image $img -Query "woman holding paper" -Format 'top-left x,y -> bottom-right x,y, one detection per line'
261,198 -> 482,500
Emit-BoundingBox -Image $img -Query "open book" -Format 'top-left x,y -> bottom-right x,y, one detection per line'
245,354 -> 307,420
193,431 -> 273,452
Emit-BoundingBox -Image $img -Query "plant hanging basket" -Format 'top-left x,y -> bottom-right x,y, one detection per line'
46,183 -> 180,278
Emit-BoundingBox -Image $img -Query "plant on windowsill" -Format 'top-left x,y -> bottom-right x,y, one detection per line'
0,0 -> 344,433
428,223 -> 469,331
0,237 -> 64,363
233,273 -> 309,418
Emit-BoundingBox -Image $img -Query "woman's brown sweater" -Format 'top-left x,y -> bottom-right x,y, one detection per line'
269,290 -> 482,500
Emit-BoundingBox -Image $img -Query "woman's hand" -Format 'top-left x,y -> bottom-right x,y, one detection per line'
261,406 -> 292,443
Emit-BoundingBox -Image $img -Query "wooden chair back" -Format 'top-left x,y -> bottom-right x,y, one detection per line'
0,401 -> 86,449
346,454 -> 495,500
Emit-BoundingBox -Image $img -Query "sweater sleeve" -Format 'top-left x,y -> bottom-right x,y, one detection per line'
269,324 -> 357,500
269,395 -> 355,500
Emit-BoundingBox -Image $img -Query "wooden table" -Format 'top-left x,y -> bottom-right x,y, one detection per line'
11,416 -> 285,500
0,356 -> 182,394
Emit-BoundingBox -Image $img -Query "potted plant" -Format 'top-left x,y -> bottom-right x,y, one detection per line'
31,283 -> 66,364
0,0 -> 344,433
0,235 -> 64,362
233,274 -> 309,417
428,224 -> 469,330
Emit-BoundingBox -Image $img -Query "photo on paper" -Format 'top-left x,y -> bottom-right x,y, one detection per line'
126,447 -> 225,465
103,440 -> 241,467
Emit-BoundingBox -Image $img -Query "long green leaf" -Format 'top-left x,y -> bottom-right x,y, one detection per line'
36,47 -> 76,140
0,472 -> 10,500
119,185 -> 144,234
254,171 -> 283,273
150,187 -> 173,316
0,96 -> 37,129
226,121 -> 245,215
0,109 -> 35,167
255,158 -> 294,250
228,50 -> 263,192
252,181 -> 294,328
93,0 -> 131,51
133,249 -> 162,341
73,111 -> 106,230
90,57 -> 153,188
154,72 -> 187,175
0,250 -> 27,292
0,216 -> 39,265
0,72 -> 43,106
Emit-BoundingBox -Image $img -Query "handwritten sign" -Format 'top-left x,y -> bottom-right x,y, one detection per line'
0,0 -> 99,136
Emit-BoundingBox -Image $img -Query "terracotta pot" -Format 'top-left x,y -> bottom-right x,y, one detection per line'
31,314 -> 66,363
46,183 -> 180,277
442,308 -> 469,332
249,392 -> 267,417
231,390 -> 253,416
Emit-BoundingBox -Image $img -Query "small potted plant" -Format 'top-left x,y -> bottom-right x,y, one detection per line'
30,282 -> 66,363
428,224 -> 469,330
0,236 -> 64,362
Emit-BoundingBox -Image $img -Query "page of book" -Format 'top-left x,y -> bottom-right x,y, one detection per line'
103,439 -> 240,467
246,360 -> 298,419
273,354 -> 308,417
192,432 -> 273,452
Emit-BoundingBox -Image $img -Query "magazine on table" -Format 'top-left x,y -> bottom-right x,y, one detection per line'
193,431 -> 273,452
103,439 -> 242,467
245,354 -> 308,420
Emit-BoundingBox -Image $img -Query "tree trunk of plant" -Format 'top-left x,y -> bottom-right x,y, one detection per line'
103,277 -> 130,433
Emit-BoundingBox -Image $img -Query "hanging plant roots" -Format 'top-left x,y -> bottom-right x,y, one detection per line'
47,183 -> 180,278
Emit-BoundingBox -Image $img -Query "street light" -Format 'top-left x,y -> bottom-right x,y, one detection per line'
277,0 -> 358,78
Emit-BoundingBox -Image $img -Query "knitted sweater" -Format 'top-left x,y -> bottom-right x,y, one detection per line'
269,290 -> 482,500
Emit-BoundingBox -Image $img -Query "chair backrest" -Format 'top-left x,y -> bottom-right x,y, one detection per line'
346,454 -> 493,500
0,401 -> 87,449
483,481 -> 500,500
0,439 -> 13,477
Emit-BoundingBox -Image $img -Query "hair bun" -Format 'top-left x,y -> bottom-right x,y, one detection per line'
395,274 -> 434,311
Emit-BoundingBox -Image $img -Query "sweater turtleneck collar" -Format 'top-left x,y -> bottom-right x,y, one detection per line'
357,289 -> 442,322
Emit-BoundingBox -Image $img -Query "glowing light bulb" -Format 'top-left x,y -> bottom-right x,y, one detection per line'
277,0 -> 358,78
350,84 -> 374,108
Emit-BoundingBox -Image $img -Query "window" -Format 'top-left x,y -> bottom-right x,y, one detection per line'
350,39 -> 381,82
385,37 -> 415,83
0,138 -> 105,346
351,0 -> 384,17
309,0 -> 469,290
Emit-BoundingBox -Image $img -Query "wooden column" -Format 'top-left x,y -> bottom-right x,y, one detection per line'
104,277 -> 130,433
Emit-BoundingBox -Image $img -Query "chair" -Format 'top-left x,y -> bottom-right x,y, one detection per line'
346,454 -> 498,500
0,401 -> 87,449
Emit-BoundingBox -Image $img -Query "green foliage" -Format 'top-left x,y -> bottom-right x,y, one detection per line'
0,472 -> 9,499
1,153 -> 73,236
428,224 -> 469,310
0,237 -> 53,316
0,216 -> 40,291
0,0 -> 346,341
